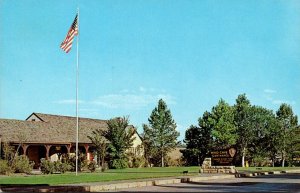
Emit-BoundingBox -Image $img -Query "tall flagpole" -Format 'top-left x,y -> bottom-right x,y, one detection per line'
75,7 -> 80,176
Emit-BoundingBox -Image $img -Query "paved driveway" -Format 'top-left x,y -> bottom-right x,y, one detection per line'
113,173 -> 300,192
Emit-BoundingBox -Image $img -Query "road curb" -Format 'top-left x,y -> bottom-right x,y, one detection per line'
185,174 -> 236,182
235,170 -> 298,178
0,174 -> 235,192
86,175 -> 235,192
3,169 -> 300,192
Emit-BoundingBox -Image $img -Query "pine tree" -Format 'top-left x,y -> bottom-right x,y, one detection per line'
143,99 -> 179,167
211,99 -> 237,147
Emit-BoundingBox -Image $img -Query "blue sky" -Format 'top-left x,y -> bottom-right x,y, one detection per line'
1,0 -> 299,141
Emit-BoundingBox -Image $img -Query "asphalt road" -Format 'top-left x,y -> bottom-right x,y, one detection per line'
113,173 -> 300,192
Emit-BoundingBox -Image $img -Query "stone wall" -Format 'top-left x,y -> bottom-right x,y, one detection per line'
200,166 -> 236,174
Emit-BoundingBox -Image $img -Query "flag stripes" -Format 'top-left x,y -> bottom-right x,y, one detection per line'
60,14 -> 78,53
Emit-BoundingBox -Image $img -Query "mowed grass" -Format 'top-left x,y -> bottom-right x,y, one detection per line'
2,166 -> 299,185
0,166 -> 200,185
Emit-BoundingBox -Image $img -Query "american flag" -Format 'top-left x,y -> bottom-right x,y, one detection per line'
60,14 -> 78,53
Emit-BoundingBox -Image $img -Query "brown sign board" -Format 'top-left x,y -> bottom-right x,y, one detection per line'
210,147 -> 236,166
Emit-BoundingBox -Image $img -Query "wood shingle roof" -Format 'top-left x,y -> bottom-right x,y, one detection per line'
0,113 -> 108,144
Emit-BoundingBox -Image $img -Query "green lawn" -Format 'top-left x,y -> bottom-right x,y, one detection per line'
0,166 -> 200,185
2,166 -> 299,185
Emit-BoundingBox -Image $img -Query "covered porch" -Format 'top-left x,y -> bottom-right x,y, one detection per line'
13,142 -> 94,169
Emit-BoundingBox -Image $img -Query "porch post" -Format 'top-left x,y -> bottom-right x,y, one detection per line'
22,144 -> 29,155
45,145 -> 52,160
84,144 -> 89,161
65,144 -> 72,154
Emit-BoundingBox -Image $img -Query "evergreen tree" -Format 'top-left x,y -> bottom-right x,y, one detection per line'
181,111 -> 213,166
211,99 -> 237,147
143,99 -> 179,167
103,116 -> 135,169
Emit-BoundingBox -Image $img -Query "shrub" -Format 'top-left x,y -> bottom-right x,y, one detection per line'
2,142 -> 14,164
127,152 -> 135,168
101,162 -> 108,172
165,156 -> 184,167
54,161 -> 71,174
110,159 -> 128,169
1,143 -> 34,175
0,160 -> 13,175
13,155 -> 34,174
61,154 -> 75,171
88,161 -> 96,172
132,156 -> 146,168
40,159 -> 55,174
63,153 -> 87,172
40,159 -> 72,174
251,156 -> 271,167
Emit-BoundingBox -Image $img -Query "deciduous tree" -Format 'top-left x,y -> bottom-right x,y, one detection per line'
181,111 -> 213,166
88,129 -> 109,170
248,106 -> 276,165
103,116 -> 135,169
234,94 -> 253,167
276,104 -> 298,167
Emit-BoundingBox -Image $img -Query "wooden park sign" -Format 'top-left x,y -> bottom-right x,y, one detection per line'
211,147 -> 236,166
